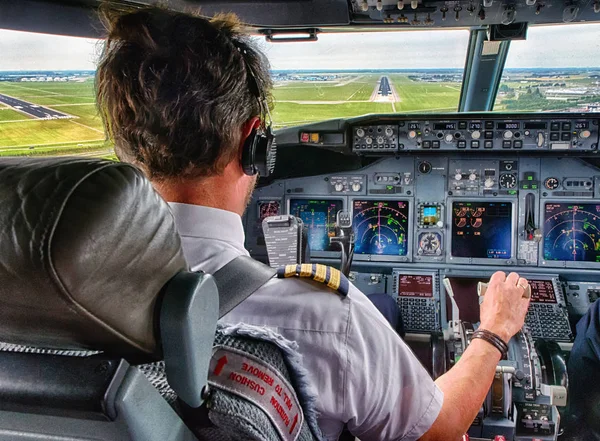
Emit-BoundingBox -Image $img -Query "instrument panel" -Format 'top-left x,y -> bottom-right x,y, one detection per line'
247,113 -> 600,346
350,115 -> 599,153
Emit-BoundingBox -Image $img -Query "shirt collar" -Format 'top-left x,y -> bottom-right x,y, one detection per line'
168,202 -> 246,249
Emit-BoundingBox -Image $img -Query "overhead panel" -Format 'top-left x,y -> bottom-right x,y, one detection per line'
349,0 -> 600,28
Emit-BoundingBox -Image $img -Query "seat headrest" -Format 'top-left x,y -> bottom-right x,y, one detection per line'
0,158 -> 186,356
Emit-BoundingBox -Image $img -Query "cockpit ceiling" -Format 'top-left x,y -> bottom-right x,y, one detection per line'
2,0 -> 600,38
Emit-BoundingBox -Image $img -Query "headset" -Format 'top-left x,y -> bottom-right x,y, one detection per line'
238,47 -> 277,177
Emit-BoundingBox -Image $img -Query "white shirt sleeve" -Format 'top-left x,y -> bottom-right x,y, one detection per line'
342,286 -> 444,441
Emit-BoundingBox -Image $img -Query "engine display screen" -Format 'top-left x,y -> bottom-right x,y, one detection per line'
544,203 -> 600,262
451,201 -> 512,259
353,200 -> 409,256
398,274 -> 433,298
289,199 -> 342,252
529,280 -> 557,304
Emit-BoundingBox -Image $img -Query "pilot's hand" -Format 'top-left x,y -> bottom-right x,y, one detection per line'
479,271 -> 530,344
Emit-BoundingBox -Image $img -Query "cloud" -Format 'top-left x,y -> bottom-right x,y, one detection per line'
0,29 -> 100,71
1,23 -> 599,71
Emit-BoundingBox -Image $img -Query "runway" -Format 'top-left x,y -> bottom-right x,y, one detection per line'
0,93 -> 72,119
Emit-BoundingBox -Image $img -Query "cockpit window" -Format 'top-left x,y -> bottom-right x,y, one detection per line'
0,30 -> 106,158
254,30 -> 470,128
493,23 -> 600,113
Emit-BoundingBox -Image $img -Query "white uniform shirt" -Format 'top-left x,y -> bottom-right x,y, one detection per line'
169,202 -> 443,441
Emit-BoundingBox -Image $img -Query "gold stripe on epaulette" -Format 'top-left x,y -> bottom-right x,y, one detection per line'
300,264 -> 313,277
314,264 -> 327,283
327,267 -> 341,291
284,265 -> 297,278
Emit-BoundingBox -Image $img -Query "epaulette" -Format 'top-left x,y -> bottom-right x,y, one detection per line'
276,264 -> 349,297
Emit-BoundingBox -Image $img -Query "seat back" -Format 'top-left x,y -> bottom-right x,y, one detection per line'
0,158 -> 218,441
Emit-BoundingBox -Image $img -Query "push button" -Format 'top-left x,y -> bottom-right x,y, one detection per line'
471,141 -> 480,149
551,122 -> 560,131
422,140 -> 431,149
484,131 -> 494,139
432,141 -> 440,149
458,140 -> 467,149
485,121 -> 494,129
550,132 -> 560,141
484,140 -> 493,149
562,122 -> 572,131
561,132 -> 572,141
502,140 -> 512,149
513,140 -> 523,149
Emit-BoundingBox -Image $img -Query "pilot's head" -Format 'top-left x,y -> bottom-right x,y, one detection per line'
96,7 -> 272,214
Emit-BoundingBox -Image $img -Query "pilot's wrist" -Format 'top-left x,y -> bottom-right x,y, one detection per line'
477,323 -> 511,345
472,328 -> 509,358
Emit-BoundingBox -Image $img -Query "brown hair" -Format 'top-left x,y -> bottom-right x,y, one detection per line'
96,6 -> 272,180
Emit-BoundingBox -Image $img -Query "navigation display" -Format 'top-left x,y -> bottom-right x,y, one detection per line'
529,280 -> 557,304
289,199 -> 342,252
398,275 -> 433,298
352,200 -> 409,256
544,203 -> 600,262
451,201 -> 512,259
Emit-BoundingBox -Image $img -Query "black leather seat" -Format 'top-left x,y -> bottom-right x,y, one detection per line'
0,158 -> 218,441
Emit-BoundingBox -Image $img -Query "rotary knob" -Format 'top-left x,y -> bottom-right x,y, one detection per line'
580,130 -> 592,139
503,130 -> 513,139
385,127 -> 394,137
469,173 -> 478,181
471,130 -> 481,140
445,134 -> 454,143
408,130 -> 417,139
377,136 -> 385,144
356,128 -> 365,137
537,132 -> 545,147
351,182 -> 362,192
484,178 -> 494,188
334,182 -> 344,192
454,173 -> 463,181
365,137 -> 373,145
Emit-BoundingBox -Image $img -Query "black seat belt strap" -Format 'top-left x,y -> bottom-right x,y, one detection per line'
212,255 -> 276,319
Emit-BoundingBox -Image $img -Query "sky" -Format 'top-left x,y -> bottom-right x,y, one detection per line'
0,23 -> 599,71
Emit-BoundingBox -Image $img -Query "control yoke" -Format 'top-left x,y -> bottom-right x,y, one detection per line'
329,210 -> 354,277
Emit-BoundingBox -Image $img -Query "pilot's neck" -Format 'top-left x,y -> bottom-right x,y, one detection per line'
152,165 -> 255,218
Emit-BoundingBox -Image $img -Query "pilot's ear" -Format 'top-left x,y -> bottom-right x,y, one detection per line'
239,116 -> 261,153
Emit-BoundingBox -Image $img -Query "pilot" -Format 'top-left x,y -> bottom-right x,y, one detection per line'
567,299 -> 600,440
95,7 -> 531,441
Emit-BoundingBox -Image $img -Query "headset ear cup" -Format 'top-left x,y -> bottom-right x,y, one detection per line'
242,129 -> 258,176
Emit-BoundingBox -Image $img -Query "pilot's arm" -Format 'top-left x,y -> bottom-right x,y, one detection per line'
341,271 -> 529,441
420,271 -> 531,441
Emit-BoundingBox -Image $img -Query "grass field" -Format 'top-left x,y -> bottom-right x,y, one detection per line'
0,109 -> 32,122
0,73 -> 463,158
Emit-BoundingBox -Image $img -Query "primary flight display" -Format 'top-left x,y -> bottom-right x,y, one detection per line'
289,199 -> 342,252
